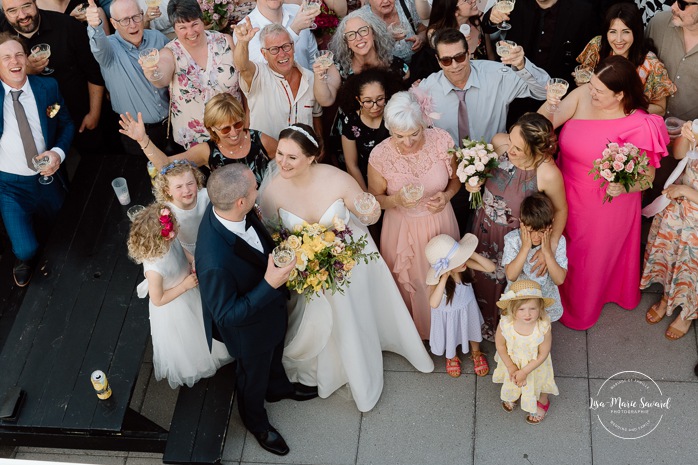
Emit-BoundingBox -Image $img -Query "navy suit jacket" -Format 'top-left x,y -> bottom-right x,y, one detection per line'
195,205 -> 288,359
0,75 -> 75,157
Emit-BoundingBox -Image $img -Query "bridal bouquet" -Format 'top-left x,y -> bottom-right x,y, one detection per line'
197,0 -> 234,31
588,142 -> 650,203
450,138 -> 499,209
271,216 -> 379,298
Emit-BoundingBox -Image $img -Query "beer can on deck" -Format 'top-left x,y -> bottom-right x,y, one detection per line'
90,370 -> 112,400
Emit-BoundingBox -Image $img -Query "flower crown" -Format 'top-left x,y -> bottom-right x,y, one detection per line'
159,159 -> 198,176
159,208 -> 175,240
408,86 -> 440,126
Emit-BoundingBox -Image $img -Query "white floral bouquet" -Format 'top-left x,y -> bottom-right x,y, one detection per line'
450,138 -> 499,209
588,142 -> 650,203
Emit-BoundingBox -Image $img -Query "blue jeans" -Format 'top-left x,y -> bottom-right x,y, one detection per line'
0,171 -> 66,261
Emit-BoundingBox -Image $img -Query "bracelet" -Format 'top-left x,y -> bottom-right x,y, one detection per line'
140,138 -> 151,151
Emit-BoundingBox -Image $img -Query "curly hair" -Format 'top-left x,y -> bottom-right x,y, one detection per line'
127,203 -> 179,264
329,9 -> 396,76
153,162 -> 206,204
511,113 -> 558,168
336,67 -> 407,115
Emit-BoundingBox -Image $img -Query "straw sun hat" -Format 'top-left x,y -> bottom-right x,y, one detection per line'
425,234 -> 479,285
496,279 -> 556,309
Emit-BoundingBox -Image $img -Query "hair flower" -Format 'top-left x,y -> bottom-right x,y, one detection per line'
408,86 -> 440,126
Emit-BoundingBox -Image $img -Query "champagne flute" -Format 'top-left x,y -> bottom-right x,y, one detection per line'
546,78 -> 569,113
573,65 -> 592,85
401,183 -> 424,207
494,0 -> 515,31
32,156 -> 53,185
353,192 -> 377,225
31,44 -> 53,76
313,50 -> 334,81
145,0 -> 162,16
272,244 -> 296,267
303,0 -> 322,30
496,40 -> 516,74
139,48 -> 162,81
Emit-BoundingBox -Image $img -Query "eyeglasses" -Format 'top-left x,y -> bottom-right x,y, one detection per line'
676,0 -> 698,10
214,121 -> 244,135
437,51 -> 468,66
344,26 -> 371,42
4,2 -> 34,17
357,97 -> 386,108
114,13 -> 144,26
262,42 -> 293,55
458,0 -> 477,5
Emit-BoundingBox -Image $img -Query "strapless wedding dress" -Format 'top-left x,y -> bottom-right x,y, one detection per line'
279,199 -> 434,412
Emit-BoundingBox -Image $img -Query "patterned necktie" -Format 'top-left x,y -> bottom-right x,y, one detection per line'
10,90 -> 39,170
454,89 -> 469,144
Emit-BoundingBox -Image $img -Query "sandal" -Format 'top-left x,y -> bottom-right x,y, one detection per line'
665,318 -> 691,341
470,351 -> 489,377
645,297 -> 668,324
502,400 -> 516,413
446,357 -> 461,378
526,400 -> 550,425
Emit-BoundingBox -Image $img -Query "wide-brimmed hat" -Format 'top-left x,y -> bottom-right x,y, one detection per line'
425,234 -> 479,285
496,279 -> 556,309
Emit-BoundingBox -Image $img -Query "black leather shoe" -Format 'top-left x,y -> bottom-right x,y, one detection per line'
13,260 -> 33,287
252,428 -> 289,456
266,383 -> 319,403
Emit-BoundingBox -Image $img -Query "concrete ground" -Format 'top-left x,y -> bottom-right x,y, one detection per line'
2,286 -> 697,465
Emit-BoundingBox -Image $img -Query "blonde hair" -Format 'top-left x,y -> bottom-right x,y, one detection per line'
127,203 -> 179,264
153,163 -> 205,204
501,297 -> 547,322
203,93 -> 246,144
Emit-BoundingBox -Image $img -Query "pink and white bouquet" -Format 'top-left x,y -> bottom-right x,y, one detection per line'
450,138 -> 499,209
197,0 -> 235,31
588,142 -> 650,203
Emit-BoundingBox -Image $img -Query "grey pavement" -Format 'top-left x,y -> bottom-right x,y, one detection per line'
2,287 -> 698,465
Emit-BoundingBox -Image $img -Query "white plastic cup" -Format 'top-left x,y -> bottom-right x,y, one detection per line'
111,177 -> 131,205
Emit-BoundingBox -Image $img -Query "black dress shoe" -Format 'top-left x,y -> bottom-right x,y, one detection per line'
13,260 -> 33,287
252,428 -> 289,456
266,383 -> 319,403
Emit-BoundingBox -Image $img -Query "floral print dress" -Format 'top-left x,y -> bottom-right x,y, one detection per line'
641,159 -> 698,322
166,31 -> 240,149
340,111 -> 389,184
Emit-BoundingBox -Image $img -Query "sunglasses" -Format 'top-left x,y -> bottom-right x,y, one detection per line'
437,51 -> 468,67
214,121 -> 244,135
676,0 -> 698,9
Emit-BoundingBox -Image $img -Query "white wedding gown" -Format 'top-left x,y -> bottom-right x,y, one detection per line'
279,199 -> 434,412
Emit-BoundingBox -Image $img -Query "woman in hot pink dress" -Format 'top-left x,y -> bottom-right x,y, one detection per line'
539,56 -> 669,330
368,91 -> 461,340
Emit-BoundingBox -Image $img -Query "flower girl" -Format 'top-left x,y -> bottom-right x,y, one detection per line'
128,204 -> 231,389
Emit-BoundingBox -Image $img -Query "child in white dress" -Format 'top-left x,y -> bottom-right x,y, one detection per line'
425,234 -> 495,378
128,204 -> 231,389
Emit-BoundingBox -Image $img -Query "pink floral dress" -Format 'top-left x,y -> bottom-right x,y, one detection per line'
166,31 -> 240,149
368,127 -> 459,339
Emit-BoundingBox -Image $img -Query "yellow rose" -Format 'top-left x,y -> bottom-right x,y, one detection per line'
323,231 -> 336,243
289,269 -> 298,280
295,251 -> 308,271
318,269 -> 329,282
308,260 -> 320,272
301,244 -> 315,260
344,259 -> 357,271
286,235 -> 302,250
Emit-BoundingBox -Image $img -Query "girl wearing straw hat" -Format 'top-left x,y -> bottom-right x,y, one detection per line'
426,234 -> 495,378
492,279 -> 559,424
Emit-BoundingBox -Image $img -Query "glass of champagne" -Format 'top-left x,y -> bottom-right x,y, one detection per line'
494,0 -> 515,31
145,0 -> 161,16
496,40 -> 516,74
127,205 -> 145,221
388,22 -> 408,41
139,48 -> 162,81
354,192 -> 377,225
272,244 -> 296,268
546,78 -> 569,113
303,0 -> 322,30
573,65 -> 592,85
32,156 -> 53,185
401,183 -> 424,207
313,50 -> 334,80
31,43 -> 53,76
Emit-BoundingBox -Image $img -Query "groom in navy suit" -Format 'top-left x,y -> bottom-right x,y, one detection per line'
0,33 -> 74,286
196,164 -> 318,457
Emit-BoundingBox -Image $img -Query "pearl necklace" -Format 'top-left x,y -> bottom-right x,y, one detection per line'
220,133 -> 248,156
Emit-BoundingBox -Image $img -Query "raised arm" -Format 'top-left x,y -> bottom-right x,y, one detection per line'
233,17 -> 259,89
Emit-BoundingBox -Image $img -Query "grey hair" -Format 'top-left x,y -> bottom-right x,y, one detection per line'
110,0 -> 141,19
167,0 -> 203,25
259,23 -> 292,49
383,91 -> 429,133
207,164 -> 254,212
329,7 -> 395,75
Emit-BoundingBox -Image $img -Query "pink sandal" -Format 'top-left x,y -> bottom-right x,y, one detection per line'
526,400 -> 550,425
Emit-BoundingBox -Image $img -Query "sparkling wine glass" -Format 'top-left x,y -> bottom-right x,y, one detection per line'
546,78 -> 569,113
401,183 -> 424,207
573,65 -> 592,85
272,245 -> 296,268
145,0 -> 162,16
31,44 -> 53,75
32,156 -> 53,185
494,0 -> 515,31
388,22 -> 408,41
139,48 -> 162,81
313,50 -> 334,80
354,192 -> 377,225
496,40 -> 516,73
303,0 -> 322,30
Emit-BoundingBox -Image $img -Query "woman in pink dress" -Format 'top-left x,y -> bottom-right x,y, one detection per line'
368,91 -> 461,340
539,55 -> 669,330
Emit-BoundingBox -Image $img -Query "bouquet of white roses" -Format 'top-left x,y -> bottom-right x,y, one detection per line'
450,138 -> 499,209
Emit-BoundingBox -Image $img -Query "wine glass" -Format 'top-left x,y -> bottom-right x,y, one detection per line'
573,65 -> 592,85
31,44 -> 53,76
139,48 -> 162,81
313,50 -> 334,80
302,0 -> 322,30
546,78 -> 569,113
388,22 -> 408,41
496,40 -> 516,74
494,0 -> 515,31
272,244 -> 296,268
353,192 -> 377,225
690,119 -> 698,154
401,183 -> 424,207
32,156 -> 53,185
127,205 -> 145,221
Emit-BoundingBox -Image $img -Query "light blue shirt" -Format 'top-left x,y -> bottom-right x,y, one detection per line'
87,26 -> 169,123
419,59 -> 550,144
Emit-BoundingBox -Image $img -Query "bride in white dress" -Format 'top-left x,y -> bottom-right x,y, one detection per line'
260,124 -> 434,412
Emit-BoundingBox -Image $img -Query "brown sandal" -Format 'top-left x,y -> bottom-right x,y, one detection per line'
501,400 -> 516,413
645,297 -> 668,325
470,351 -> 489,377
526,400 -> 550,425
446,357 -> 461,378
